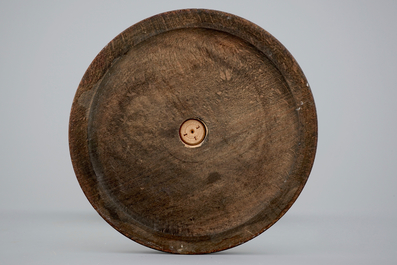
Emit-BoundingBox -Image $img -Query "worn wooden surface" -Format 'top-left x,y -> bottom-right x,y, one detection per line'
69,9 -> 317,254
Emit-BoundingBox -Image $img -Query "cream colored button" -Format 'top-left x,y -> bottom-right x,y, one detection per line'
179,119 -> 206,147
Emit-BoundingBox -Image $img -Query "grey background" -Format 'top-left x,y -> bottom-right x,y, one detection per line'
1,0 -> 396,264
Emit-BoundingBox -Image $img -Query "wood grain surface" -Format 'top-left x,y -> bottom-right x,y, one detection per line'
69,9 -> 317,254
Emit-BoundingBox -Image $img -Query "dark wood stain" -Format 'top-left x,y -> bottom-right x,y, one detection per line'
69,9 -> 317,254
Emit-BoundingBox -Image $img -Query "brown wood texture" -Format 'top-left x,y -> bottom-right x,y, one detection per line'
69,9 -> 317,254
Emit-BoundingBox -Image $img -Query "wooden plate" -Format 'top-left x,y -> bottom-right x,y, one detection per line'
69,9 -> 317,254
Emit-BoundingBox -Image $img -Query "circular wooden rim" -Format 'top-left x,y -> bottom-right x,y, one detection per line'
69,9 -> 317,254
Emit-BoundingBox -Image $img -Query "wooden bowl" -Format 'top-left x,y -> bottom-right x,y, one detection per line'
69,9 -> 317,254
